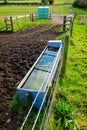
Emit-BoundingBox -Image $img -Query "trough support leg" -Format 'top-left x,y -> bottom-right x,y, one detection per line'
26,93 -> 31,108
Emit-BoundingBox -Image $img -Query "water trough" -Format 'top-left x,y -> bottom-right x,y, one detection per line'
17,40 -> 63,109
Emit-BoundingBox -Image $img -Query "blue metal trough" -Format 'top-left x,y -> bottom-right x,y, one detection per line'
17,40 -> 63,109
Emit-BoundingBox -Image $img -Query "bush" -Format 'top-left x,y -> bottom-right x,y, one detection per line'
48,0 -> 54,5
72,0 -> 78,8
41,0 -> 48,5
53,100 -> 80,130
72,0 -> 87,9
10,92 -> 23,113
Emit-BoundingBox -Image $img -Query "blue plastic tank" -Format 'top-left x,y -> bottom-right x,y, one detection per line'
38,6 -> 50,19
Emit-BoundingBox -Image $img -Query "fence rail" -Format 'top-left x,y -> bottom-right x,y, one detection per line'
3,13 -> 37,31
3,12 -> 76,32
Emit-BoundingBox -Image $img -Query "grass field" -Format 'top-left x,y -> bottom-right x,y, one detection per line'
0,4 -> 87,17
47,17 -> 87,130
66,21 -> 87,129
0,6 -> 38,16
53,18 -> 87,129
0,5 -> 70,16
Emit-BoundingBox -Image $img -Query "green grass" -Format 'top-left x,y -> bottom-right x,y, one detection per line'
54,0 -> 74,4
10,92 -> 25,113
0,5 -> 70,16
55,19 -> 87,129
14,18 -> 50,32
53,100 -> 80,130
50,5 -> 71,14
0,4 -> 87,18
67,5 -> 87,15
51,5 -> 87,14
0,17 -> 5,30
0,5 -> 38,16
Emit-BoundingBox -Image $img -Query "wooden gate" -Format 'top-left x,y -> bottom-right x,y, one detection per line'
4,16 -> 13,31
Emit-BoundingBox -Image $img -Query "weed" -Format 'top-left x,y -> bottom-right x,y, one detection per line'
10,92 -> 23,113
53,100 -> 80,130
40,39 -> 44,43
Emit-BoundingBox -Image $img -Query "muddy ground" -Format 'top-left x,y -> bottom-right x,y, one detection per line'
0,23 -> 61,130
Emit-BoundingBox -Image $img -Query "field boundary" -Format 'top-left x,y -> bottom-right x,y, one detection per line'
0,2 -> 72,5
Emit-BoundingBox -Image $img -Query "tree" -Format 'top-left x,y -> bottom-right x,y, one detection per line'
41,0 -> 54,5
4,0 -> 7,4
73,0 -> 87,9
48,0 -> 54,5
41,0 -> 48,5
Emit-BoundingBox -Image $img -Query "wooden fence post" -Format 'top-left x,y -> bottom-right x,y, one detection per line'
31,13 -> 33,21
50,12 -> 51,19
10,16 -> 13,31
4,16 -> 13,31
30,13 -> 31,21
4,17 -> 7,30
61,35 -> 69,77
16,17 -> 18,26
30,13 -> 34,21
63,16 -> 66,32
